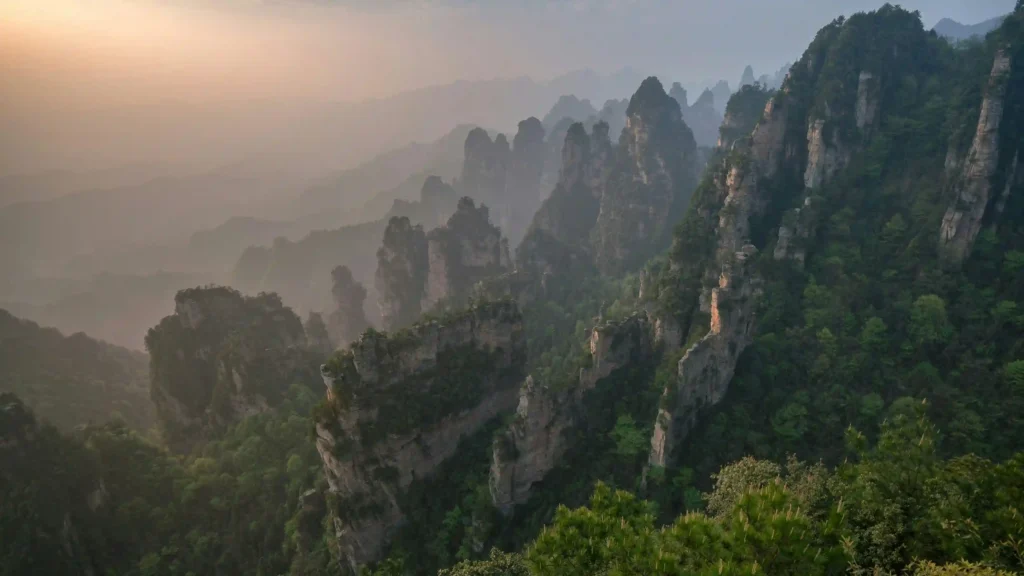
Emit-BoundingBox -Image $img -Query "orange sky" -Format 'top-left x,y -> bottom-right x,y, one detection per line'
0,0 -> 428,108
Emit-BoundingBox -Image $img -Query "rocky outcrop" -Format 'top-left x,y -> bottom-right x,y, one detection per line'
739,65 -> 757,88
424,198 -> 512,309
375,217 -> 428,331
521,122 -> 609,253
505,118 -> 548,243
650,246 -> 761,467
327,265 -> 370,348
145,287 -> 319,451
489,314 -> 652,512
459,121 -> 548,246
461,128 -> 509,210
717,84 -> 775,150
856,71 -> 881,132
803,118 -> 850,189
650,7 -> 940,468
314,301 -> 525,572
593,77 -> 699,274
939,49 -> 1013,264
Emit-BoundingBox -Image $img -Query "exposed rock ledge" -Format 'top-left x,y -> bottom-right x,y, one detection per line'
939,49 -> 1012,264
489,314 -> 653,513
314,300 -> 525,572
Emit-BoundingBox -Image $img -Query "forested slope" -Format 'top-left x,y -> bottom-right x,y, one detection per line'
3,4 -> 1024,576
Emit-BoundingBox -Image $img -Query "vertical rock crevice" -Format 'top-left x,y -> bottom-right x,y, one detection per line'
939,49 -> 1013,263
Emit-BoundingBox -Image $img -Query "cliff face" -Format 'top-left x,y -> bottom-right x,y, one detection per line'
505,117 -> 548,243
593,77 -> 699,274
517,77 -> 699,283
375,217 -> 429,331
521,122 -> 609,255
376,198 -> 512,329
717,84 -> 776,150
459,121 -> 548,247
649,6 -> 934,468
489,314 -> 653,512
425,198 -> 512,309
939,50 -> 1013,263
313,301 -> 525,572
461,128 -> 509,210
145,287 -> 319,450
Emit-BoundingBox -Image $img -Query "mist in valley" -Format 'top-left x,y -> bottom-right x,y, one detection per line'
6,1 -> 1024,575
0,0 -> 1010,349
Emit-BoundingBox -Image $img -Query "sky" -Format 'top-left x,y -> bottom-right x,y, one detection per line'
1,0 -> 1016,107
0,0 -> 1015,175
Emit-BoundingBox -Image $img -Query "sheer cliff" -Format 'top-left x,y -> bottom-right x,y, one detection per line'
647,5 -> 1024,470
377,198 -> 511,331
313,300 -> 526,571
517,77 -> 700,283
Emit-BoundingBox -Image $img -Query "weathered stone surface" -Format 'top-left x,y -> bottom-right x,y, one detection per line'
939,50 -> 1012,263
462,128 -> 509,209
594,77 -> 699,274
522,122 -> 608,252
489,314 -> 652,512
315,301 -> 525,572
803,118 -> 849,189
505,117 -> 548,243
650,247 -> 761,467
424,197 -> 511,309
649,92 -> 787,467
855,71 -> 880,132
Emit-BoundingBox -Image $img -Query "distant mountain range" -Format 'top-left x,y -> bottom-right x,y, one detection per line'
933,15 -> 1008,41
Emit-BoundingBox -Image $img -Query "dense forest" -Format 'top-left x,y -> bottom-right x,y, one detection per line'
3,4 -> 1024,576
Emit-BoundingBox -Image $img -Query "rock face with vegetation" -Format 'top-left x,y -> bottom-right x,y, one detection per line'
489,314 -> 653,512
457,120 -> 548,246
375,217 -> 429,331
461,128 -> 509,219
425,198 -> 512,309
716,83 -> 776,150
517,77 -> 700,286
313,300 -> 526,571
145,286 -> 320,449
522,122 -> 610,255
231,177 -> 458,328
0,309 -> 153,432
594,77 -> 699,274
327,265 -> 370,348
648,6 -> 974,468
939,49 -> 1014,263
